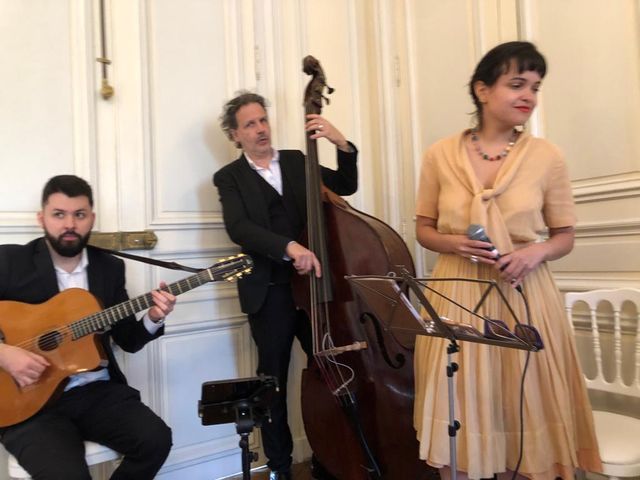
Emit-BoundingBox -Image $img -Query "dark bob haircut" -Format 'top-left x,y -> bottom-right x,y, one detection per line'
469,41 -> 547,125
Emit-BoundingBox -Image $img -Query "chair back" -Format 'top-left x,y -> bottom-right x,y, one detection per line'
564,288 -> 640,398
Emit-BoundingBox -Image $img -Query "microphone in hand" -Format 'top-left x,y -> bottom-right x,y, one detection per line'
467,224 -> 500,258
467,224 -> 522,292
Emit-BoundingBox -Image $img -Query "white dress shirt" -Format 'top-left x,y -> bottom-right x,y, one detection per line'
245,149 -> 283,195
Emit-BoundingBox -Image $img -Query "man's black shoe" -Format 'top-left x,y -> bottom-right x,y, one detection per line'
269,470 -> 292,480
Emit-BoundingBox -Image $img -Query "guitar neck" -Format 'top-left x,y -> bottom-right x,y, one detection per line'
69,269 -> 214,340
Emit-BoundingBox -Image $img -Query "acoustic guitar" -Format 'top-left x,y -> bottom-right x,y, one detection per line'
0,254 -> 252,427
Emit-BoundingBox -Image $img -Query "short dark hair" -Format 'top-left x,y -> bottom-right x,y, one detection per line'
219,91 -> 268,148
41,175 -> 94,207
469,41 -> 547,126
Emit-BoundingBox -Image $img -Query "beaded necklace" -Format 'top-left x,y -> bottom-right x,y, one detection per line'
470,128 -> 519,161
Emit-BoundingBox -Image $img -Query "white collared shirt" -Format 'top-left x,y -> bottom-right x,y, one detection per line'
245,150 -> 283,195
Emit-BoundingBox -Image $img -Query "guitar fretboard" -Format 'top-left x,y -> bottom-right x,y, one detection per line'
69,268 -> 216,340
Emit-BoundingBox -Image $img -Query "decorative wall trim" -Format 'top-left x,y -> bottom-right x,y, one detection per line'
372,0 -> 401,227
557,275 -> 640,292
574,219 -> 640,237
153,324 -> 255,467
572,172 -> 640,203
0,215 -> 40,230
70,0 -> 98,182
149,213 -> 224,227
165,315 -> 247,336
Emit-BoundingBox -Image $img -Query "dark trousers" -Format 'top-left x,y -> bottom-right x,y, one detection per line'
248,283 -> 313,473
0,381 -> 172,480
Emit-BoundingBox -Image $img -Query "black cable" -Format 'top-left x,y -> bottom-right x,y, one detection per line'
510,288 -> 532,480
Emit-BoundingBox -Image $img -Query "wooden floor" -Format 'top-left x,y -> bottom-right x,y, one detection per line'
225,460 -> 313,480
224,460 -> 442,480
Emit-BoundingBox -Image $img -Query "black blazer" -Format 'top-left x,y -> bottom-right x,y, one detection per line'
0,238 -> 163,384
213,146 -> 358,314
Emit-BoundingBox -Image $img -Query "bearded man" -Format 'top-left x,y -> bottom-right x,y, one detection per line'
0,174 -> 176,480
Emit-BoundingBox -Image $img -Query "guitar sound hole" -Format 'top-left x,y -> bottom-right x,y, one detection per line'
38,331 -> 63,352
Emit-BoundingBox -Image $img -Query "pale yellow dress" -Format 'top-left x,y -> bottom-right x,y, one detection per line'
413,131 -> 602,479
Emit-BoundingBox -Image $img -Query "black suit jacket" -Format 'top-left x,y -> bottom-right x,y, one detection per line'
213,146 -> 358,314
0,238 -> 163,384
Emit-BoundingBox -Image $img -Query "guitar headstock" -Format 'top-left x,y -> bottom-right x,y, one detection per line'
303,55 -> 334,116
208,254 -> 253,282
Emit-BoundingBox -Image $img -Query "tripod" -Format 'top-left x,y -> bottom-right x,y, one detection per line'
198,375 -> 278,479
346,271 -> 541,480
235,403 -> 260,480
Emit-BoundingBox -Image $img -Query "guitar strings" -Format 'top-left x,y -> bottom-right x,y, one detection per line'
11,259 -> 248,353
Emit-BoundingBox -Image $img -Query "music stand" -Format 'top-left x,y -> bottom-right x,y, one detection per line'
198,375 -> 278,480
346,271 -> 541,480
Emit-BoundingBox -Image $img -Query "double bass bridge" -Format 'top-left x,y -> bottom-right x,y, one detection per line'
314,341 -> 368,357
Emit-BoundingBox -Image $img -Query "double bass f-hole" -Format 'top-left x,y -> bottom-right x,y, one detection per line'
359,312 -> 406,369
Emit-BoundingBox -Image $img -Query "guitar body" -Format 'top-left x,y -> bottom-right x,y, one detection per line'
0,253 -> 253,427
0,289 -> 106,427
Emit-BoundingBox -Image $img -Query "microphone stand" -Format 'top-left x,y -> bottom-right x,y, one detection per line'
446,342 -> 461,480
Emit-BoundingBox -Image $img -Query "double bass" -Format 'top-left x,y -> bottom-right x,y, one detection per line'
293,56 -> 434,479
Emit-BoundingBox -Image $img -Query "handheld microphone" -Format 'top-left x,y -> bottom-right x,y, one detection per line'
467,224 -> 522,292
467,224 -> 499,258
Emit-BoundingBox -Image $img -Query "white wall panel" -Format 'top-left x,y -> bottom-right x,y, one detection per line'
524,0 -> 640,288
159,326 -> 253,452
146,0 -> 231,225
533,0 -> 640,181
0,0 -> 94,224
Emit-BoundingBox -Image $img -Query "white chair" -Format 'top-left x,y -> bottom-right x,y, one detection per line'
565,288 -> 640,480
8,441 -> 120,479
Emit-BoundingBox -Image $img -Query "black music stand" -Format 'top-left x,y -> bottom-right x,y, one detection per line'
346,271 -> 541,480
198,375 -> 278,480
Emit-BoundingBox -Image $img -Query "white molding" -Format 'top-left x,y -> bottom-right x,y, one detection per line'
572,173 -> 640,203
150,212 -> 223,227
281,0 -> 306,151
255,0 -> 276,100
516,0 -> 535,40
515,0 -> 544,138
574,219 -> 640,237
112,0 -> 151,232
0,215 -> 40,229
346,0 -> 363,212
254,0 -> 285,147
222,0 -> 254,94
70,0 -> 98,182
557,275 -> 640,292
404,0 -> 427,269
372,0 -> 400,226
143,0 -> 165,230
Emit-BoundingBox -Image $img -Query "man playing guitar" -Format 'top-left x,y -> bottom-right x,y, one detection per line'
0,175 -> 176,480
